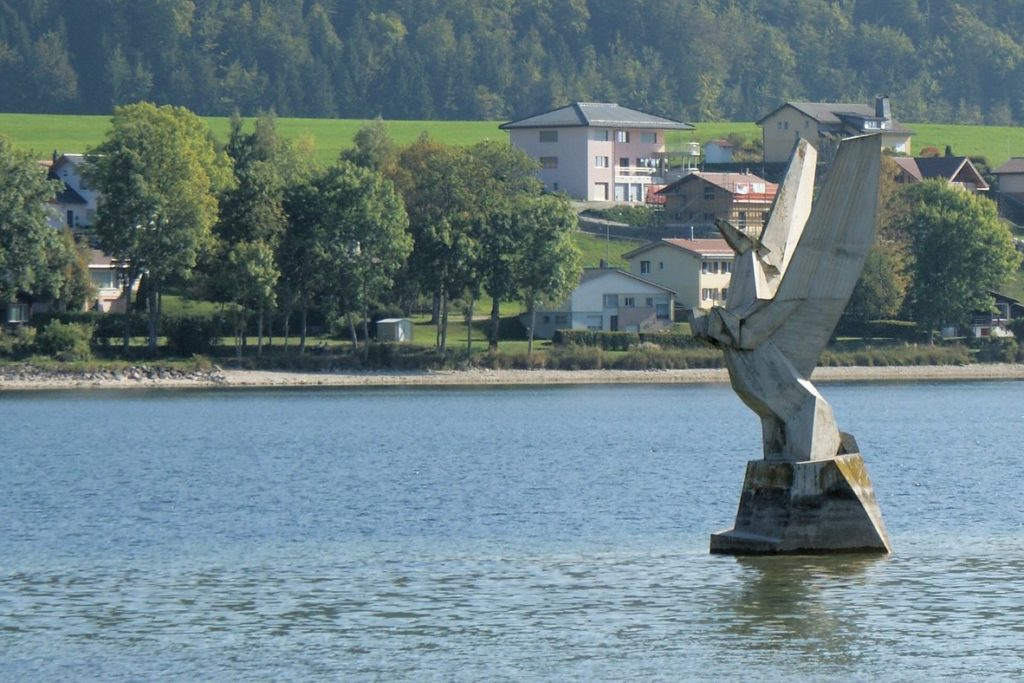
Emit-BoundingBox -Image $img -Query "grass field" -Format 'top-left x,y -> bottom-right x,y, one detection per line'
4,112 -> 1022,167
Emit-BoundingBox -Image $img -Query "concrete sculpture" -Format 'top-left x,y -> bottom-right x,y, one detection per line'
692,134 -> 891,554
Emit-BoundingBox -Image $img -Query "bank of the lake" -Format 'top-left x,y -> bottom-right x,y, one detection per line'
3,362 -> 1024,390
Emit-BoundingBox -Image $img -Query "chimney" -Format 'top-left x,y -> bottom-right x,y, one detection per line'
875,95 -> 891,120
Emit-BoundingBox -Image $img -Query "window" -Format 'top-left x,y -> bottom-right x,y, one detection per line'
701,288 -> 721,302
539,130 -> 558,142
659,262 -> 664,270
645,297 -> 654,307
540,156 -> 558,169
603,294 -> 618,308
542,315 -> 551,324
594,156 -> 609,168
555,314 -> 568,325
66,210 -> 74,227
592,129 -> 609,141
6,303 -> 29,324
586,315 -> 603,330
721,287 -> 728,301
656,303 -> 669,320
616,130 -> 630,143
702,261 -> 709,274
640,131 -> 657,144
640,260 -> 651,274
619,157 -> 629,168
624,297 -> 636,307
704,186 -> 715,200
737,210 -> 747,226
721,261 -> 732,274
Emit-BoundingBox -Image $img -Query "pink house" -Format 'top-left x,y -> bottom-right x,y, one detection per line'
500,102 -> 694,203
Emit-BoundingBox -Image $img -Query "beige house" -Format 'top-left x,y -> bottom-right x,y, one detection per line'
657,171 -> 777,237
994,158 -> 1024,223
622,238 -> 734,313
757,96 -> 912,163
500,102 -> 694,203
524,267 -> 675,339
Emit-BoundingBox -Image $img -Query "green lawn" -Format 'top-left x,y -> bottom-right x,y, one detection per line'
5,113 -> 1023,168
574,231 -> 639,268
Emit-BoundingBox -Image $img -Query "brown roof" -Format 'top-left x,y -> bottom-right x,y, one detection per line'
658,171 -> 777,201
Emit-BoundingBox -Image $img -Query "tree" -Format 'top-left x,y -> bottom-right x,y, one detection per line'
463,140 -> 543,351
222,240 -> 278,363
846,239 -> 911,322
288,161 -> 411,359
391,136 -> 477,351
87,102 -> 232,352
515,195 -> 583,356
0,136 -> 65,306
212,112 -> 311,354
341,116 -> 396,173
897,181 -> 1020,337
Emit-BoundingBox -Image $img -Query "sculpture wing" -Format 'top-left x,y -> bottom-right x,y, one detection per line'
766,134 -> 880,376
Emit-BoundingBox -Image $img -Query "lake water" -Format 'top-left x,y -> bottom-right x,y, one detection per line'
2,381 -> 1023,681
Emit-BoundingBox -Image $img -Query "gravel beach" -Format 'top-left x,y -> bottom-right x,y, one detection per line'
3,363 -> 1024,391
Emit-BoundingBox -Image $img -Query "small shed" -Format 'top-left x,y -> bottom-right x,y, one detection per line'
376,318 -> 413,342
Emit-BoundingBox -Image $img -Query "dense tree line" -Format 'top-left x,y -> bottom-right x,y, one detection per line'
80,104 -> 579,356
3,1 -> 1024,123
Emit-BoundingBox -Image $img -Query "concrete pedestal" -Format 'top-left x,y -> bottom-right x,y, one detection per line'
710,452 -> 891,555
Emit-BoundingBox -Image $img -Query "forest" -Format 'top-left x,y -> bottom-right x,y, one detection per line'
2,0 -> 1024,124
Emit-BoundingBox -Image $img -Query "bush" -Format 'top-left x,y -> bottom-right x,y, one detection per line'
163,314 -> 225,356
36,320 -> 93,361
834,318 -> 920,342
0,325 -> 37,357
972,337 -> 1020,363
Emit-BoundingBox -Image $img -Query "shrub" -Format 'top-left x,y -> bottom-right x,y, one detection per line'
972,337 -> 1020,363
163,314 -> 225,356
36,320 -> 93,361
0,325 -> 37,357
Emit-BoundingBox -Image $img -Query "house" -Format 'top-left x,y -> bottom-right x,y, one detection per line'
970,292 -> 1024,338
44,152 -> 100,232
523,268 -> 675,339
499,101 -> 694,203
703,139 -> 735,163
891,156 -> 989,193
86,249 -> 131,313
994,158 -> 1024,223
31,152 -> 138,316
656,171 -> 777,237
622,238 -> 734,313
757,96 -> 912,163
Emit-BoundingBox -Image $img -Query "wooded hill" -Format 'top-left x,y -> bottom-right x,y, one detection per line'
4,0 -> 1024,125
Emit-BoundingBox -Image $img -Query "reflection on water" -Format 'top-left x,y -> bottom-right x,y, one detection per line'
2,383 -> 1024,680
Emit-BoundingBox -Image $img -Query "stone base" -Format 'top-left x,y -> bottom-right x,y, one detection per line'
710,453 -> 891,555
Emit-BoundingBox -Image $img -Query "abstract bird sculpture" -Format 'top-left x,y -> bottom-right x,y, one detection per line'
693,134 -> 891,554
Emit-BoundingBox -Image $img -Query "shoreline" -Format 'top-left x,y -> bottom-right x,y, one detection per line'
3,363 -> 1024,391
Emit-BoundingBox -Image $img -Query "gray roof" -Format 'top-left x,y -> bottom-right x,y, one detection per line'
995,158 -> 1024,174
757,102 -> 912,134
578,267 -> 677,294
500,102 -> 693,131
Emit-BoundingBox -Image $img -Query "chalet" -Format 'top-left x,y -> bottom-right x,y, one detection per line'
757,96 -> 912,163
890,156 -> 989,193
500,102 -> 694,203
656,171 -> 777,237
994,158 -> 1024,224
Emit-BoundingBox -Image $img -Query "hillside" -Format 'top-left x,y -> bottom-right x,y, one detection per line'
4,114 -> 1023,169
2,1 -> 1024,125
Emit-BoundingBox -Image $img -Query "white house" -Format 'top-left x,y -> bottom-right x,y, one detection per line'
524,268 -> 675,339
500,102 -> 694,203
44,153 -> 100,231
622,238 -> 734,313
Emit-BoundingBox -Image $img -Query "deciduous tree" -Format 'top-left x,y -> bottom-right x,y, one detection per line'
898,181 -> 1020,337
87,102 -> 232,352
